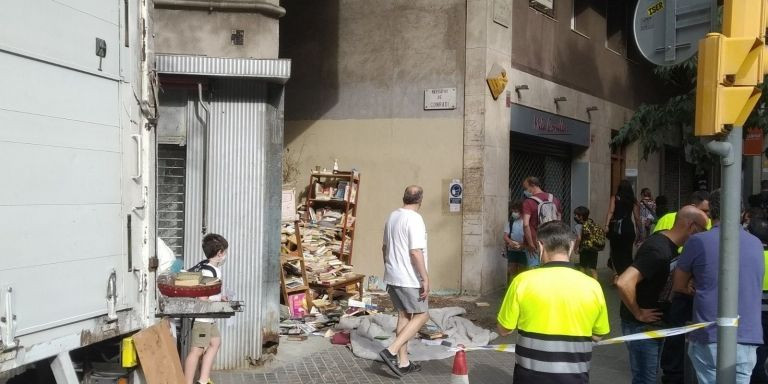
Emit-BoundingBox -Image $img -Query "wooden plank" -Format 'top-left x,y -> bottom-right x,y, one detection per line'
132,319 -> 185,384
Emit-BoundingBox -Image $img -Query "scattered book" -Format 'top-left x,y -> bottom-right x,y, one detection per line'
419,324 -> 445,340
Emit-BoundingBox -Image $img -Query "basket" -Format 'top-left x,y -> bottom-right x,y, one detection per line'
157,281 -> 222,298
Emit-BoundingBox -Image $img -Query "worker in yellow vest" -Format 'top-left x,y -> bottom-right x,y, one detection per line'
746,217 -> 768,382
654,191 -> 712,233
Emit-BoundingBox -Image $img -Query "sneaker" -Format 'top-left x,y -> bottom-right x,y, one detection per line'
378,348 -> 403,377
399,361 -> 422,375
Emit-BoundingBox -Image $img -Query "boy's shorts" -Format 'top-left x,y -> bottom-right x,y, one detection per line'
191,321 -> 220,349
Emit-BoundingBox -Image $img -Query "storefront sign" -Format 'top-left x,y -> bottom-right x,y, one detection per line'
744,128 -> 764,156
424,88 -> 457,110
448,179 -> 463,212
510,104 -> 590,147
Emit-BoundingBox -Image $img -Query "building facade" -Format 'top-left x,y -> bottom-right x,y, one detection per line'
282,0 -> 669,295
153,0 -> 288,369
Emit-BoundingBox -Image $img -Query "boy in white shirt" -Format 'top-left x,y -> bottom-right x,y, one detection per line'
184,233 -> 229,384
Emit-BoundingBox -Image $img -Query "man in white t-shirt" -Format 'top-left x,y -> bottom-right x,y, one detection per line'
379,185 -> 430,377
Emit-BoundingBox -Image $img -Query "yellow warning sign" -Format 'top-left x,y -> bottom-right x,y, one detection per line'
647,1 -> 664,16
486,63 -> 508,101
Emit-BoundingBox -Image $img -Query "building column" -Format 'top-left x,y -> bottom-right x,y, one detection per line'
462,0 -> 512,295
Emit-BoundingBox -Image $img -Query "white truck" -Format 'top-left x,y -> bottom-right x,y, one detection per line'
0,0 -> 158,380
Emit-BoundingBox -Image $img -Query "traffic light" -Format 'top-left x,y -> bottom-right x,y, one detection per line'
695,33 -> 762,136
694,0 -> 768,137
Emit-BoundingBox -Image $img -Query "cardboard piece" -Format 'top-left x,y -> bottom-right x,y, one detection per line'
132,319 -> 185,384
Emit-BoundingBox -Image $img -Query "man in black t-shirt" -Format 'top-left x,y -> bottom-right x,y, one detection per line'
616,206 -> 708,384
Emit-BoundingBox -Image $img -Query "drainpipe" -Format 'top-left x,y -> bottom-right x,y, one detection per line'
198,83 -> 210,235
153,0 -> 286,18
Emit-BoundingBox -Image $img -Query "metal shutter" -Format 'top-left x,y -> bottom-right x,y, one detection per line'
157,145 -> 187,259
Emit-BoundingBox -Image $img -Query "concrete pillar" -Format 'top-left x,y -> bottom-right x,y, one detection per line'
462,0 -> 513,294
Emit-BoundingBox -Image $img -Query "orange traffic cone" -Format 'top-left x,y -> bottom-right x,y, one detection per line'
451,345 -> 469,384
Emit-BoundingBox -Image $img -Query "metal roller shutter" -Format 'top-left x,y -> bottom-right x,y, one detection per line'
157,145 -> 187,259
509,133 -> 572,222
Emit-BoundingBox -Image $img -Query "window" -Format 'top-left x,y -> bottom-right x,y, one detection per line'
606,0 -> 628,54
572,0 -> 591,36
530,0 -> 555,19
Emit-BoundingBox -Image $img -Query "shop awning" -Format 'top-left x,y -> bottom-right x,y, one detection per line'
156,55 -> 291,83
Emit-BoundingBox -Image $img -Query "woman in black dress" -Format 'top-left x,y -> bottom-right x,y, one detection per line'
604,180 -> 642,281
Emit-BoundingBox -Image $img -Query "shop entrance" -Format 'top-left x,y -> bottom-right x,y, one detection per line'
509,135 -> 572,223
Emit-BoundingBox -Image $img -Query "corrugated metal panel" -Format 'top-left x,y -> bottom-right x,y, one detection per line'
184,78 -> 282,369
156,55 -> 291,83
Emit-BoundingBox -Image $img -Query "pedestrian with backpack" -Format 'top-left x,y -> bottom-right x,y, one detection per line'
574,206 -> 606,279
521,176 -> 562,259
604,180 -> 643,283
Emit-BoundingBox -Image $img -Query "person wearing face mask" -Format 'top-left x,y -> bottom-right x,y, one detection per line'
743,207 -> 765,230
497,221 -> 609,384
184,233 -> 229,384
503,200 -> 529,283
616,206 -> 708,384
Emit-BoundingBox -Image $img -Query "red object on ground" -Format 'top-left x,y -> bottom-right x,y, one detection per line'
331,331 -> 351,345
452,346 -> 468,375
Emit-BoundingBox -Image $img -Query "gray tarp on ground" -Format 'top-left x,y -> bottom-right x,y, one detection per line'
336,307 -> 498,361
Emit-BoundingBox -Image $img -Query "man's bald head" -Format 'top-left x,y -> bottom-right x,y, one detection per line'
403,185 -> 424,205
673,205 -> 708,232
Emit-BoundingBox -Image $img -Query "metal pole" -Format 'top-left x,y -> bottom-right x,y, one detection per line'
716,125 -> 742,383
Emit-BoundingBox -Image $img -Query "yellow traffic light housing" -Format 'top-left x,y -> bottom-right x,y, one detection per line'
695,33 -> 763,136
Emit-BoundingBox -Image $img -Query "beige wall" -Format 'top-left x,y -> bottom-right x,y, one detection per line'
280,0 -> 467,292
154,8 -> 279,58
284,118 -> 464,292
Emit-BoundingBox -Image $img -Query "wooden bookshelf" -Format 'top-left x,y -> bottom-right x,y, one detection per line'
279,221 -> 311,313
306,170 -> 360,265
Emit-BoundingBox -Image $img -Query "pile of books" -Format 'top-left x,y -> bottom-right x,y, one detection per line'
285,277 -> 305,290
307,207 -> 355,230
279,221 -> 356,286
418,324 -> 445,340
312,179 -> 357,202
299,224 -> 355,284
173,272 -> 219,287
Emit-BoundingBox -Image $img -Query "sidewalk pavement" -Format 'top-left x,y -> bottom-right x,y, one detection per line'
212,268 -> 632,384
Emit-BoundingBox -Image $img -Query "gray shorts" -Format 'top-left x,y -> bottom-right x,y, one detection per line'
387,285 -> 428,314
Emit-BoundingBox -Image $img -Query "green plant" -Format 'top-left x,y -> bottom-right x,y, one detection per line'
610,56 -> 768,169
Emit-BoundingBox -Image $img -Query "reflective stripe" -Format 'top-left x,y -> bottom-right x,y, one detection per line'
517,334 -> 593,353
516,355 -> 590,374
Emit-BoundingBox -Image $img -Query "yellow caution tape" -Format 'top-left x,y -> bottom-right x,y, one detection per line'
595,321 -> 713,345
450,321 -> 721,353
450,344 -> 516,353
